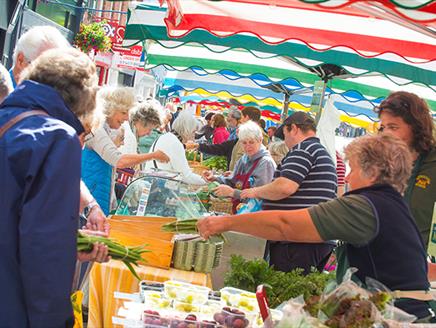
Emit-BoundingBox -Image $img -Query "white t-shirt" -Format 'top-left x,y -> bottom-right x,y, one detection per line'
144,132 -> 206,185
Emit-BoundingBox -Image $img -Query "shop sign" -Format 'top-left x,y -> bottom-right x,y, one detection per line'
101,21 -> 142,57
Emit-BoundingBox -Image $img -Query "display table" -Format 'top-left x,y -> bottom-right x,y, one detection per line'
88,260 -> 212,328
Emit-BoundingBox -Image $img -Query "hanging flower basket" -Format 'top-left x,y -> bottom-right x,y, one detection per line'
74,21 -> 112,55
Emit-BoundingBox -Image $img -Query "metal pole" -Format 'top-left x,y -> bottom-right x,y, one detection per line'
312,79 -> 327,126
282,93 -> 290,121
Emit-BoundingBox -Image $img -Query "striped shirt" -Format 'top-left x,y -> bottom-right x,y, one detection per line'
263,137 -> 337,210
336,151 -> 346,187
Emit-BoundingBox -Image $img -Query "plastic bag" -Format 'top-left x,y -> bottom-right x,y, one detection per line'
236,198 -> 263,214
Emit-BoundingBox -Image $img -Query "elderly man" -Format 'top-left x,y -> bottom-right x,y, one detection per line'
9,25 -> 108,233
241,111 -> 337,274
227,108 -> 241,140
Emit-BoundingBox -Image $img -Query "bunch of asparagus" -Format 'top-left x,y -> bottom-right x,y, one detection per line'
161,219 -> 226,242
77,231 -> 149,280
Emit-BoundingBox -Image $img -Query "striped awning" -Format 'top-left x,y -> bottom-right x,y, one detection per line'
123,1 -> 435,128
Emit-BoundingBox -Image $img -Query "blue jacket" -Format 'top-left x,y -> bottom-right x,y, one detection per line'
0,80 -> 84,328
81,147 -> 112,215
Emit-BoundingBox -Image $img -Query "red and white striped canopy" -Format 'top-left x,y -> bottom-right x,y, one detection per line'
160,0 -> 435,62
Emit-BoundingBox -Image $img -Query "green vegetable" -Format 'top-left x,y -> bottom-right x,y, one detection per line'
77,232 -> 149,280
161,219 -> 227,242
202,156 -> 227,171
224,255 -> 335,308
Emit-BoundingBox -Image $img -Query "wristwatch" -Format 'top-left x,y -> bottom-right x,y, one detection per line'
83,200 -> 99,218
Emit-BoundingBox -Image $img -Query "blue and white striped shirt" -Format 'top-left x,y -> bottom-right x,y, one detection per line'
263,137 -> 337,210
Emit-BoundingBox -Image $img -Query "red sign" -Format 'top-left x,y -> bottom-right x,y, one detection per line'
101,21 -> 142,57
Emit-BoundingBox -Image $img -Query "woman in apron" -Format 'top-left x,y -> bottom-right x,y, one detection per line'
203,121 -> 277,213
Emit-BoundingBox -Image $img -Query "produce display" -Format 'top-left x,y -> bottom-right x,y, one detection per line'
114,280 -> 281,328
77,231 -> 148,280
224,255 -> 334,308
202,156 -> 227,172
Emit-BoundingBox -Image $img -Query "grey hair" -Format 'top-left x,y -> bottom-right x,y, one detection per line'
172,110 -> 200,142
268,141 -> 289,165
21,48 -> 97,120
130,99 -> 163,128
13,26 -> 70,64
0,63 -> 13,103
344,134 -> 413,193
228,109 -> 241,120
238,121 -> 263,141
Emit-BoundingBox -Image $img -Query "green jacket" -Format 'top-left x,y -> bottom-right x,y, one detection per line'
404,147 -> 436,246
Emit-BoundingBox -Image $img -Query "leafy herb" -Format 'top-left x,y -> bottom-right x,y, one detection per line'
224,255 -> 335,308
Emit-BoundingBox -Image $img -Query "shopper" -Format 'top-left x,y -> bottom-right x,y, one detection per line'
10,25 -> 109,235
212,113 -> 230,144
198,134 -> 435,323
82,87 -> 168,215
226,108 -> 241,140
143,110 -> 206,185
195,111 -> 215,143
0,48 -> 97,327
240,111 -> 337,274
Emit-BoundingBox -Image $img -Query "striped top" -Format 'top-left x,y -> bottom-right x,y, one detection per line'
263,137 -> 337,210
336,151 -> 346,187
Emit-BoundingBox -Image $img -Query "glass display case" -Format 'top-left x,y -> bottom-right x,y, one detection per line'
115,171 -> 208,219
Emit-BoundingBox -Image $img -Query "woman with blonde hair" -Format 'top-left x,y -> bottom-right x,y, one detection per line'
81,86 -> 168,214
198,134 -> 435,322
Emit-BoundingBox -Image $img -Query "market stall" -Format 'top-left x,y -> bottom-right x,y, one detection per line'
88,261 -> 212,328
86,171 -> 232,327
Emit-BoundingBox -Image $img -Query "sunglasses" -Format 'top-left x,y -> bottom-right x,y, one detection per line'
374,98 -> 410,115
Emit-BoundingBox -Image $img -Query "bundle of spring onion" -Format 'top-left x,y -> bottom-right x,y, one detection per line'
77,231 -> 149,280
161,219 -> 226,242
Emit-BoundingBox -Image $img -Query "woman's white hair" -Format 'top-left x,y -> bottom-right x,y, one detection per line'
91,86 -> 136,129
13,26 -> 70,64
172,110 -> 200,142
238,121 -> 263,141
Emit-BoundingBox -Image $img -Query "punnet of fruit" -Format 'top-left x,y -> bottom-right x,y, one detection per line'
142,311 -> 220,328
213,307 -> 249,328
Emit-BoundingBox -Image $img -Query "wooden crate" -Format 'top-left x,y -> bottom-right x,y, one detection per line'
108,215 -> 176,269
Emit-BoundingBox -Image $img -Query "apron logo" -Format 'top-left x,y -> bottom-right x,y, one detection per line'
235,181 -> 243,190
415,175 -> 430,189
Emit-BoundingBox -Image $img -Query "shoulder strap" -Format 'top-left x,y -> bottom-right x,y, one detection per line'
0,110 -> 49,139
151,134 -> 163,169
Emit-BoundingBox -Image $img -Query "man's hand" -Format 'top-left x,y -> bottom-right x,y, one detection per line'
153,150 -> 170,163
197,216 -> 230,239
77,242 -> 111,263
82,205 -> 110,237
240,187 -> 258,199
222,171 -> 232,177
213,185 -> 234,198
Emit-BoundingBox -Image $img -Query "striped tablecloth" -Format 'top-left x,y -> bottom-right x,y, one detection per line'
87,260 -> 212,328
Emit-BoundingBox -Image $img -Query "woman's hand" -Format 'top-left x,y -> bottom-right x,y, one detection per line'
77,242 -> 111,263
153,150 -> 170,163
82,205 -> 110,237
202,170 -> 216,182
240,187 -> 258,199
197,216 -> 230,239
213,184 -> 234,197
222,171 -> 232,177
113,128 -> 125,147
